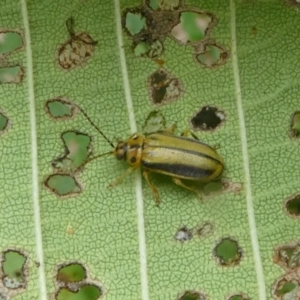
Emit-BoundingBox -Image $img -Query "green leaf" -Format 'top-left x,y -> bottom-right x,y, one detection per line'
1,1 -> 300,300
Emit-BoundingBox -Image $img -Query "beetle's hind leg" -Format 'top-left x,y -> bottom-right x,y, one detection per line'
172,177 -> 202,199
143,170 -> 161,206
162,124 -> 177,134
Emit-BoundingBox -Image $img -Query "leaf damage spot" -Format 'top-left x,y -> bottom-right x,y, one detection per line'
57,17 -> 97,70
0,65 -> 24,83
226,294 -> 250,300
174,222 -> 214,243
45,99 -> 77,119
56,284 -> 102,300
194,40 -> 229,68
177,290 -> 208,300
148,68 -> 183,106
146,0 -> 183,11
45,174 -> 82,197
285,192 -> 300,217
0,29 -> 25,84
1,249 -> 27,292
214,237 -> 242,266
170,11 -> 215,44
55,261 -> 104,300
143,110 -> 166,134
191,106 -> 225,131
273,241 -> 300,271
0,111 -> 9,133
272,270 -> 300,300
195,222 -> 214,238
174,227 -> 193,242
57,263 -> 87,284
44,98 -> 113,197
51,130 -> 92,174
0,30 -> 23,57
290,111 -> 300,138
122,3 -> 229,67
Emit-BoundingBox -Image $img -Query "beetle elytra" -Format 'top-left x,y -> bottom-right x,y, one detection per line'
75,106 -> 224,205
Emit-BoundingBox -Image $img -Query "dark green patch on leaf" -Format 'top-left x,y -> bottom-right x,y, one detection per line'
214,237 -> 242,266
56,285 -> 102,300
291,111 -> 300,137
57,263 -> 87,283
0,112 -> 8,131
2,250 -> 26,289
52,131 -> 91,173
0,31 -> 23,55
0,66 -> 24,83
46,99 -> 75,119
276,281 -> 296,296
45,174 -> 81,196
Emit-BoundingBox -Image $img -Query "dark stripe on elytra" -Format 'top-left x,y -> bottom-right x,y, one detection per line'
145,144 -> 221,164
152,132 -> 209,146
142,161 -> 214,178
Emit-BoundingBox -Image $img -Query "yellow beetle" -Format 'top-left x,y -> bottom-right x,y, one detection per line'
77,107 -> 224,205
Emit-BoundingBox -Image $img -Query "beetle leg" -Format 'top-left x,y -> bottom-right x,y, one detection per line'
163,124 -> 177,134
181,130 -> 199,140
143,170 -> 161,206
172,177 -> 202,199
108,166 -> 137,188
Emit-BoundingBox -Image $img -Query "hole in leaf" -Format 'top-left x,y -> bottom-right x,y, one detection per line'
45,174 -> 81,196
143,110 -> 166,134
148,68 -> 183,105
0,111 -> 9,132
178,290 -> 207,300
45,99 -> 77,119
191,106 -> 225,131
227,295 -> 250,300
290,111 -> 300,138
214,237 -> 242,266
57,263 -> 87,284
285,193 -> 300,217
0,65 -> 24,83
194,42 -> 229,67
56,284 -> 102,300
273,241 -> 300,270
170,11 -> 214,44
2,250 -> 26,289
174,227 -> 193,242
52,131 -> 92,173
0,31 -> 23,56
125,11 -> 146,36
57,17 -> 97,70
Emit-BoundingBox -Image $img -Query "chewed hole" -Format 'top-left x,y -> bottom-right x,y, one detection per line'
191,106 -> 225,131
2,249 -> 27,290
213,237 -> 242,266
45,174 -> 82,197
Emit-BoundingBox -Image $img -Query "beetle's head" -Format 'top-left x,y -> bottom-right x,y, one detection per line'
114,134 -> 143,165
114,141 -> 127,161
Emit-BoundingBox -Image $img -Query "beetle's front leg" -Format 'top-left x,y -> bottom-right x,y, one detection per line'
108,166 -> 137,188
172,177 -> 202,199
181,130 -> 199,140
143,170 -> 161,206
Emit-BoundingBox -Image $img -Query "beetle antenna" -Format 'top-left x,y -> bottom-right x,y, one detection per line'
76,105 -> 115,148
73,151 -> 114,174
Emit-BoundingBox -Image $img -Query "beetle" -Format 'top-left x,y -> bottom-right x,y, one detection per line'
76,106 -> 224,205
